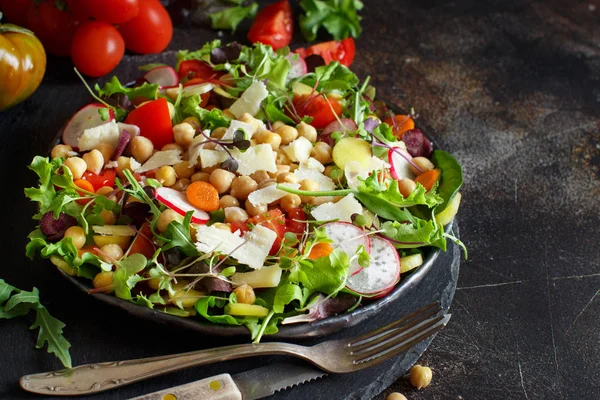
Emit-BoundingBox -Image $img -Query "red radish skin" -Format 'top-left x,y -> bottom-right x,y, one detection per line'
155,187 -> 209,224
320,118 -> 358,146
388,146 -> 415,181
345,236 -> 400,296
322,222 -> 370,276
286,54 -> 308,80
143,66 -> 179,87
62,104 -> 115,148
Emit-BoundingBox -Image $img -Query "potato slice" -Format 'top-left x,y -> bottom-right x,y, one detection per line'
225,303 -> 270,317
332,137 -> 372,170
93,235 -> 131,250
231,265 -> 282,288
435,192 -> 462,226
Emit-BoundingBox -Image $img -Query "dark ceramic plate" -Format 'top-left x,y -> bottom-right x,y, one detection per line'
50,103 -> 456,340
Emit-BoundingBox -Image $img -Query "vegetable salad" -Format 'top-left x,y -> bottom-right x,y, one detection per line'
25,40 -> 464,342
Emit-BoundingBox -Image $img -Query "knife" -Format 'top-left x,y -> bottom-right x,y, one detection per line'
128,362 -> 326,400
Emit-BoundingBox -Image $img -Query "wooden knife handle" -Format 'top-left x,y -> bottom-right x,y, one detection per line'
128,373 -> 242,400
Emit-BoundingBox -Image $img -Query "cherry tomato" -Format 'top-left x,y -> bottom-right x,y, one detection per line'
247,0 -> 293,50
71,21 -> 125,77
82,169 -> 117,191
129,223 -> 156,259
295,38 -> 356,67
118,0 -> 172,54
229,220 -> 250,235
125,98 -> 173,149
249,209 -> 287,255
293,94 -> 343,130
26,0 -> 80,57
177,60 -> 220,83
74,179 -> 95,205
0,0 -> 30,26
79,0 -> 139,24
286,207 -> 307,235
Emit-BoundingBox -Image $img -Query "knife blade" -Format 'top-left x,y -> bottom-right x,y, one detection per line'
129,362 -> 326,400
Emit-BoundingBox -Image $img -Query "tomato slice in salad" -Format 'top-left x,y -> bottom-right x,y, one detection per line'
249,209 -> 287,255
82,169 -> 117,192
293,94 -> 343,130
286,207 -> 308,235
178,60 -> 220,83
296,38 -> 356,67
247,0 -> 293,50
125,98 -> 173,149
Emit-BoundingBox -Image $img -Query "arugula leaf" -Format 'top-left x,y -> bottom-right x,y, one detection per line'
95,76 -> 159,102
161,212 -> 198,256
431,150 -> 463,211
299,0 -> 364,41
181,95 -> 232,130
209,3 -> 258,33
273,283 -> 303,313
0,280 -> 71,368
112,254 -> 148,300
24,157 -> 63,218
381,219 -> 446,251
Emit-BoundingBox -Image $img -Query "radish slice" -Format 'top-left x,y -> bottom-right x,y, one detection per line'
322,222 -> 370,276
143,66 -> 179,87
388,146 -> 415,180
287,54 -> 308,80
182,83 -> 215,97
321,118 -> 358,137
346,236 -> 400,296
62,103 -> 114,148
155,187 -> 209,224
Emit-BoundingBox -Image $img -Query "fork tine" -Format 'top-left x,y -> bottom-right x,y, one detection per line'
349,303 -> 442,352
349,301 -> 441,347
352,314 -> 451,366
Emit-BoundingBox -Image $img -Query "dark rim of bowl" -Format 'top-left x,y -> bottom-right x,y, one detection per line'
50,100 -> 453,339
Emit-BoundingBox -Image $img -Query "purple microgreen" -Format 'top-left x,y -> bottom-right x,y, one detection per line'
364,117 -> 380,133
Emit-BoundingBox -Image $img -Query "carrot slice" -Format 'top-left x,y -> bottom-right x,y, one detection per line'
308,242 -> 334,260
414,169 -> 441,191
384,114 -> 415,138
74,179 -> 95,205
185,181 -> 220,212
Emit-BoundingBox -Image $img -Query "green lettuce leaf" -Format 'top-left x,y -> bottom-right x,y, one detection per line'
238,43 -> 291,89
95,76 -> 159,102
299,0 -> 364,41
209,3 -> 258,32
177,40 -> 222,63
181,95 -> 232,130
431,150 -> 463,211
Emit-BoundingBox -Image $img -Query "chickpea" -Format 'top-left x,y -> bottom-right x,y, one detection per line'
230,176 -> 258,200
271,121 -> 286,131
311,141 -> 333,164
208,169 -> 235,194
310,195 -> 335,206
94,143 -> 115,162
324,165 -> 344,183
64,226 -> 86,249
254,130 -> 281,151
269,164 -> 290,178
172,178 -> 191,192
224,207 -> 248,223
222,108 -> 236,119
93,271 -> 114,293
100,210 -> 117,225
289,163 -> 299,172
233,284 -> 256,304
245,199 -> 268,217
280,194 -> 301,212
276,172 -> 299,184
100,243 -> 124,263
157,209 -> 181,232
386,393 -> 408,400
398,178 -> 416,198
409,365 -> 432,390
173,123 -> 196,148
212,222 -> 231,232
275,125 -> 299,145
156,166 -> 177,187
250,170 -> 270,184
296,121 -> 317,142
164,86 -> 181,101
115,156 -> 133,178
211,127 -> 227,139
96,186 -> 114,196
83,149 -> 104,175
219,195 -> 240,209
63,157 -> 87,179
51,144 -> 73,159
238,113 -> 262,134
202,165 -> 218,175
183,116 -> 201,130
276,148 -> 292,165
299,178 -> 319,203
130,136 -> 154,163
410,157 -> 435,175
147,277 -> 161,291
174,161 -> 195,179
161,143 -> 184,152
257,178 -> 277,190
191,172 -> 210,182
202,142 -> 218,151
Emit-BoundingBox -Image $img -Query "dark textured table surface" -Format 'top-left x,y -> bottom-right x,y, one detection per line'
1,1 -> 599,399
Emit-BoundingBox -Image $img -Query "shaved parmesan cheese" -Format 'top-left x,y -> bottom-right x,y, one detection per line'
299,157 -> 325,172
283,136 -> 313,163
345,157 -> 390,189
199,148 -> 229,169
228,81 -> 268,118
137,150 -> 182,173
182,83 -> 214,97
129,157 -> 142,172
248,183 -> 300,206
232,144 -> 277,175
188,131 -> 210,167
117,122 -> 140,137
221,120 -> 256,141
294,167 -> 336,191
78,120 -> 120,151
311,193 -> 363,222
195,224 -> 276,269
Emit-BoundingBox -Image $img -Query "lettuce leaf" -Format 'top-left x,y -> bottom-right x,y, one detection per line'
95,76 -> 159,102
299,0 -> 364,41
209,3 -> 258,33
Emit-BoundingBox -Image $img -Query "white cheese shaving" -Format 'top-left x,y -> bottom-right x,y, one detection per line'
221,120 -> 256,141
78,120 -> 120,151
311,193 -> 363,222
228,81 -> 268,118
129,157 -> 142,172
233,144 -> 277,175
195,224 -> 276,269
283,136 -> 313,163
299,157 -> 325,172
199,148 -> 229,169
293,167 -> 336,191
117,122 -> 140,137
136,150 -> 182,173
247,183 -> 300,206
188,130 -> 210,167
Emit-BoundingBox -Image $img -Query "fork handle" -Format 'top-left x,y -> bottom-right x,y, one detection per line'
20,342 -> 306,396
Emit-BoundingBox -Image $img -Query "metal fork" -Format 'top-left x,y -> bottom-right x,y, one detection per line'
20,302 -> 449,396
